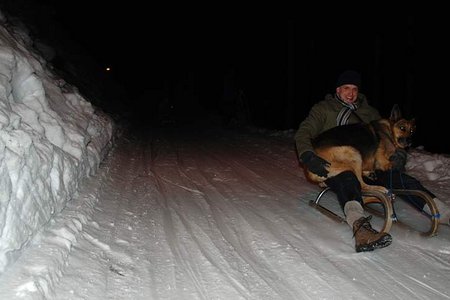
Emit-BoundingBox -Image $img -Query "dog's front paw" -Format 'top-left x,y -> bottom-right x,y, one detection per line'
362,184 -> 388,194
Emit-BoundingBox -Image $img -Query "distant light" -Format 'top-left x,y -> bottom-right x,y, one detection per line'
105,67 -> 111,72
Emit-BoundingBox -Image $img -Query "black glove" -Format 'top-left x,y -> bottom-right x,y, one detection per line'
389,148 -> 407,172
300,151 -> 330,177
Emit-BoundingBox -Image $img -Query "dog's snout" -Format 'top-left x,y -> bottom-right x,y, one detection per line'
398,137 -> 412,147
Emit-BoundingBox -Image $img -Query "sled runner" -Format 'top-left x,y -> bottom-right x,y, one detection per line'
309,188 -> 440,236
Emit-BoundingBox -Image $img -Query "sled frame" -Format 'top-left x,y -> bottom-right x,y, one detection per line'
309,188 -> 439,236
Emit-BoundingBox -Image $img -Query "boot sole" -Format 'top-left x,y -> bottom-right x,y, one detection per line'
356,234 -> 393,253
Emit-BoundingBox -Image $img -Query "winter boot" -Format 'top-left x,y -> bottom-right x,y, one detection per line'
353,216 -> 392,252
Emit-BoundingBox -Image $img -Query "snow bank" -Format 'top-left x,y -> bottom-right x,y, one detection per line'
0,12 -> 115,274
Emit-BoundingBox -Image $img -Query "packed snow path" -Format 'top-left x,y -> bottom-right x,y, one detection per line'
2,127 -> 450,300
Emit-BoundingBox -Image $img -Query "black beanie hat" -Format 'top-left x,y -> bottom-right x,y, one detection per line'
336,70 -> 361,88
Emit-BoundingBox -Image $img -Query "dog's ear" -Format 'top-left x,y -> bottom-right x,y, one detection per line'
390,104 -> 402,122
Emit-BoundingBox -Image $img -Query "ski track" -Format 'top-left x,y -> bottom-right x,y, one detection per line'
1,128 -> 450,299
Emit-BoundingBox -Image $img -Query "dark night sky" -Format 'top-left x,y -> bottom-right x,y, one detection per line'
2,2 -> 450,153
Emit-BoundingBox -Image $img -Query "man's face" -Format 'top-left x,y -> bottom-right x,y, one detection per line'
336,84 -> 359,104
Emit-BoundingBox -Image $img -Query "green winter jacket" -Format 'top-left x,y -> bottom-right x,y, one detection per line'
294,93 -> 381,158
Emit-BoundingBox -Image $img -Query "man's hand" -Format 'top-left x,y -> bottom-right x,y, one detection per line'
300,151 -> 330,177
389,148 -> 407,172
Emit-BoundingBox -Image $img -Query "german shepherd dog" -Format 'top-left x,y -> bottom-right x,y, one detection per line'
306,105 -> 416,194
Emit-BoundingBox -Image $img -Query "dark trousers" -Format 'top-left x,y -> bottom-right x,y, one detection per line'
367,170 -> 435,210
325,170 -> 435,211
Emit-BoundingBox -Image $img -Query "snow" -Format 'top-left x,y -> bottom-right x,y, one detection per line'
1,9 -> 450,300
0,10 -> 114,279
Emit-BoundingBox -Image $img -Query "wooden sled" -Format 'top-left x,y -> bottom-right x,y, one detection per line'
309,187 -> 440,236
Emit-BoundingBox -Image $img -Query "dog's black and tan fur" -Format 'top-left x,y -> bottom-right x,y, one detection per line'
306,105 -> 416,194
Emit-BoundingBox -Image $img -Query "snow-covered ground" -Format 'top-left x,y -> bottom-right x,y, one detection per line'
1,7 -> 450,300
1,126 -> 450,300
